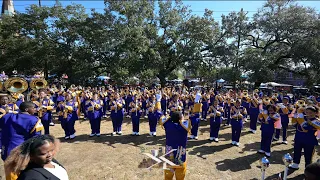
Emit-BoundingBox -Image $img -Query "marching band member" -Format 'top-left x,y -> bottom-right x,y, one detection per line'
125,90 -> 133,118
258,104 -> 281,157
209,100 -> 224,142
160,111 -> 190,180
168,94 -> 183,117
81,91 -> 89,120
110,93 -> 125,135
249,92 -> 260,133
161,91 -> 168,115
130,94 -> 142,136
0,94 -> 19,117
289,105 -> 320,169
1,102 -> 44,180
147,95 -> 157,136
102,88 -> 110,118
190,92 -> 202,140
261,96 -> 271,111
11,92 -> 24,108
271,93 -> 279,105
224,96 -> 232,126
241,92 -> 250,122
230,99 -> 247,146
86,93 -> 103,137
142,93 -> 148,118
274,97 -> 293,144
58,93 -> 78,140
33,89 -> 55,135
0,102 -> 44,161
56,88 -> 65,106
147,93 -> 162,136
201,93 -> 209,121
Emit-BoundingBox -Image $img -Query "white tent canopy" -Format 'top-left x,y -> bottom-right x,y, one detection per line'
97,76 -> 110,80
265,82 -> 292,87
217,78 -> 225,83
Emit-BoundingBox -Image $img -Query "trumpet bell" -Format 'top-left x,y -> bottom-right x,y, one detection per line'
4,77 -> 28,93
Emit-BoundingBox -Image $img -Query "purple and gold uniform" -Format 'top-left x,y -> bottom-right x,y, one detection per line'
130,98 -> 142,135
0,103 -> 19,115
189,93 -> 202,139
201,95 -> 209,121
0,113 -> 43,161
249,96 -> 260,132
57,98 -> 78,139
230,102 -> 247,145
33,98 -> 54,134
86,99 -> 103,136
160,115 -> 190,180
208,103 -> 224,141
274,100 -> 294,142
290,113 -> 320,168
110,97 -> 125,134
148,93 -> 162,136
258,109 -> 281,156
168,97 -> 183,117
56,91 -> 65,105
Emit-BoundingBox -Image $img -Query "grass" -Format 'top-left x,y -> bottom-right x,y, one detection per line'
1,116 -> 318,180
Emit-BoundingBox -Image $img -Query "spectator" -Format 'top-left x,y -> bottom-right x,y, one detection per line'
4,135 -> 68,180
304,161 -> 320,180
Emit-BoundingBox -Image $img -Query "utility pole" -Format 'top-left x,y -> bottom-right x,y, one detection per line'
38,0 -> 41,7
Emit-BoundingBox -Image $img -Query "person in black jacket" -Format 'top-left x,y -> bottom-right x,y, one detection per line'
4,135 -> 69,180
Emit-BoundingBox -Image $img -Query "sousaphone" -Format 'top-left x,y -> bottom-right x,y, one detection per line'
4,77 -> 28,93
30,78 -> 48,90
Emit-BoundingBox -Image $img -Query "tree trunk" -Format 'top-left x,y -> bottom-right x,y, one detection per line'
157,72 -> 166,88
44,59 -> 48,80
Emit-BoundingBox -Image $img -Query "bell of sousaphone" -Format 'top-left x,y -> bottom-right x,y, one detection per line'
30,78 -> 48,90
4,77 -> 28,93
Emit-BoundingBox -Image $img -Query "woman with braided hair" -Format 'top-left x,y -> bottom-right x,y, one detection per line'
4,135 -> 68,180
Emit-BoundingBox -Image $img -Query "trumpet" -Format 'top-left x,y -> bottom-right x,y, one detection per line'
38,99 -> 43,118
295,100 -> 305,108
94,102 -> 101,110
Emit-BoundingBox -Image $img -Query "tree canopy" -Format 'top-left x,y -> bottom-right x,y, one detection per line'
0,0 -> 319,87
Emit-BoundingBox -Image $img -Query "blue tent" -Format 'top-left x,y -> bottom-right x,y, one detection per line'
217,79 -> 225,83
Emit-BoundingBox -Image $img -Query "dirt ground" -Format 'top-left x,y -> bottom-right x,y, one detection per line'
1,116 -> 319,180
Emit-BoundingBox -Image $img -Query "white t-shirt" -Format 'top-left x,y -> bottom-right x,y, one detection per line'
44,161 -> 69,180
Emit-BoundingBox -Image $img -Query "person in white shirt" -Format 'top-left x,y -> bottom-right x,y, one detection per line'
4,135 -> 69,180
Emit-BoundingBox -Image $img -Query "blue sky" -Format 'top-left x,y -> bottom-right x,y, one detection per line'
6,0 -> 320,21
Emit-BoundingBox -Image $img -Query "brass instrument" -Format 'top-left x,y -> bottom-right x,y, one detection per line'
94,101 -> 101,110
70,84 -> 76,89
262,97 -> 271,105
39,99 -> 43,118
30,78 -> 47,90
50,85 -> 59,93
295,100 -> 305,107
0,81 -> 3,92
4,77 -> 28,94
135,99 -> 139,116
272,93 -> 279,100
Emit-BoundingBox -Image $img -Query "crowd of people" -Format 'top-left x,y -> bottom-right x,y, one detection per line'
0,83 -> 320,180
